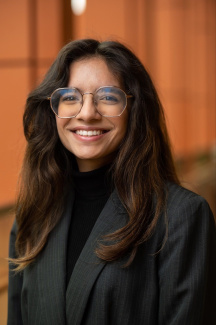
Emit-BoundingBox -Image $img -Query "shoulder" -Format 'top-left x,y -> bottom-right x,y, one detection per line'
152,183 -> 215,248
166,182 -> 207,205
163,182 -> 215,245
157,183 -> 216,276
166,182 -> 213,219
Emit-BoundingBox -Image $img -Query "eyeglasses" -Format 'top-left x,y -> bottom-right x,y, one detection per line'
47,86 -> 133,118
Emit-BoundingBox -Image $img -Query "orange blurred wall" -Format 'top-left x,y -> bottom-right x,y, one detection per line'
0,0 -> 215,207
0,0 -> 63,206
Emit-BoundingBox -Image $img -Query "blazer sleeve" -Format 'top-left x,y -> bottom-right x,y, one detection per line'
7,220 -> 23,325
158,194 -> 216,325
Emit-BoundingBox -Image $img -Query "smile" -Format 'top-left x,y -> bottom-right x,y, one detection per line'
74,130 -> 106,137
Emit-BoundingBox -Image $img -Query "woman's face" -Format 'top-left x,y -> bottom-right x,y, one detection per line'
55,57 -> 129,172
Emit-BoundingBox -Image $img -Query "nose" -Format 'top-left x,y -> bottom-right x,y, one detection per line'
75,93 -> 101,121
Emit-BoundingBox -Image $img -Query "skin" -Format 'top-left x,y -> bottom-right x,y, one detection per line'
55,57 -> 129,172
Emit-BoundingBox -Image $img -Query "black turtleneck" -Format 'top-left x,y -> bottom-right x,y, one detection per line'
66,164 -> 112,286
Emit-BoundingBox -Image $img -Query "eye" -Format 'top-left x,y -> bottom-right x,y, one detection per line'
61,95 -> 80,103
99,95 -> 119,104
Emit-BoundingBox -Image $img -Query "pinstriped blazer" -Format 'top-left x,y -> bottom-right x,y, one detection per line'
7,183 -> 216,325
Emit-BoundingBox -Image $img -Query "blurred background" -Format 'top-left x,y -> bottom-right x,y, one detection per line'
0,0 -> 215,322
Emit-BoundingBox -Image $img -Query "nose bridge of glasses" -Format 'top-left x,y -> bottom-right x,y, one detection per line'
74,91 -> 101,119
82,91 -> 94,96
81,91 -> 97,108
82,91 -> 94,102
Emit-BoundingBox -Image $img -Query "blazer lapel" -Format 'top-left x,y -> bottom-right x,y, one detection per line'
66,190 -> 128,325
29,189 -> 74,325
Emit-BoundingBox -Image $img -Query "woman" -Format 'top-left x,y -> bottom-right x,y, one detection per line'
8,39 -> 216,325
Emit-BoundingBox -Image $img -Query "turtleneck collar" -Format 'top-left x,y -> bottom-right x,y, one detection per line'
72,164 -> 113,199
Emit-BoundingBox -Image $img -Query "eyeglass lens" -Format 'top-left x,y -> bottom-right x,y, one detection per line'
50,87 -> 127,118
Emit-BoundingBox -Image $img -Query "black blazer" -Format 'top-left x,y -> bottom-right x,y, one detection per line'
8,183 -> 216,325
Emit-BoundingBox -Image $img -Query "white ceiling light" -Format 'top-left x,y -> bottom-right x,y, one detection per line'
71,0 -> 86,16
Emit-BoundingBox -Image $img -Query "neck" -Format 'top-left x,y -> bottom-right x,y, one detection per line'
76,155 -> 115,172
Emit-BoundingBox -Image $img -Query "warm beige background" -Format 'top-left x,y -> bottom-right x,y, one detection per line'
0,0 -> 215,323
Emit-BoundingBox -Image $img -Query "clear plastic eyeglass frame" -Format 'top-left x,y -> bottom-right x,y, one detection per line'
47,85 -> 133,118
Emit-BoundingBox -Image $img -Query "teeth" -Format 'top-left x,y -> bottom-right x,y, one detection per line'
75,130 -> 103,136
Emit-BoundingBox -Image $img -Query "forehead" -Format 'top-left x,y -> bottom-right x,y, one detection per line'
68,57 -> 121,91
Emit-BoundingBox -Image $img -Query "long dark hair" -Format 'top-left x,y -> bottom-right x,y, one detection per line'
13,39 -> 179,270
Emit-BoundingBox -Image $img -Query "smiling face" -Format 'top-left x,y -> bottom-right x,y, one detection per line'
55,57 -> 129,171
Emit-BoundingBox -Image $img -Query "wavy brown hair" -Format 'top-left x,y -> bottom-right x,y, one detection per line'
12,39 -> 179,270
